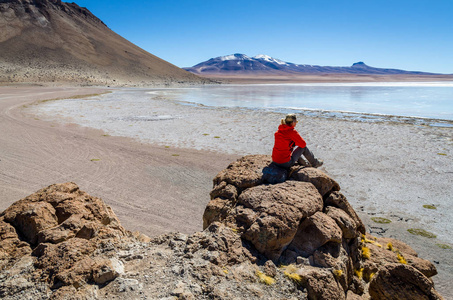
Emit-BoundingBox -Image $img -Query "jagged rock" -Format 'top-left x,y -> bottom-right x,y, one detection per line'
263,260 -> 277,277
185,222 -> 256,266
0,182 -> 131,293
369,264 -> 443,300
0,220 -> 32,269
346,290 -> 364,300
311,242 -> 354,292
2,201 -> 58,245
209,181 -> 238,200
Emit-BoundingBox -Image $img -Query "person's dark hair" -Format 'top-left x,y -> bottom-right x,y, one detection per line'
281,113 -> 297,125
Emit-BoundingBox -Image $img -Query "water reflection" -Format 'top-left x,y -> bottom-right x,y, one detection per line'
152,83 -> 453,122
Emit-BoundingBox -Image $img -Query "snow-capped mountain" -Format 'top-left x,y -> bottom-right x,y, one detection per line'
184,54 -> 437,75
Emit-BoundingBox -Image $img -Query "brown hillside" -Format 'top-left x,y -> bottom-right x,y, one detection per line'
0,0 -> 206,86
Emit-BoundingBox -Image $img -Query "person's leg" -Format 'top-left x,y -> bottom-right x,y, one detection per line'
290,147 -> 304,166
299,147 -> 323,167
274,146 -> 322,169
273,148 -> 302,169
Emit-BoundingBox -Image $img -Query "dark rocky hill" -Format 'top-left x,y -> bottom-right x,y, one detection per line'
0,0 -> 206,86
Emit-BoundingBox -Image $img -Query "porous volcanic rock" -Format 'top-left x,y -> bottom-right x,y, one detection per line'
0,182 -> 140,297
369,264 -> 443,300
204,155 -> 362,264
203,155 -> 444,299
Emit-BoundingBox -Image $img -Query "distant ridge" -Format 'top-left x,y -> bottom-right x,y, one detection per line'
184,53 -> 440,76
0,0 -> 206,86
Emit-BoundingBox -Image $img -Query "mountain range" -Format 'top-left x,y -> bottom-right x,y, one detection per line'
0,0 -> 205,86
184,53 -> 439,76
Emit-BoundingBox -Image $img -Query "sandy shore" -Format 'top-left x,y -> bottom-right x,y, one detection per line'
2,86 -> 452,297
0,86 -> 238,235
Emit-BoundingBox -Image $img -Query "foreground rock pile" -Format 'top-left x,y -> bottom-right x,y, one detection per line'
0,155 -> 444,299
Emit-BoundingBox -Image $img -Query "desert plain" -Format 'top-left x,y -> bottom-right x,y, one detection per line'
0,83 -> 452,297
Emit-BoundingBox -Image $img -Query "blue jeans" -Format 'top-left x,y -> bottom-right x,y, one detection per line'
273,146 -> 317,169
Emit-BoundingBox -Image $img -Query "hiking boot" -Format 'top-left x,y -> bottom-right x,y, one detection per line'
312,159 -> 324,168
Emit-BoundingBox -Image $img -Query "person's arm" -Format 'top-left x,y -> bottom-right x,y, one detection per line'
291,130 -> 307,148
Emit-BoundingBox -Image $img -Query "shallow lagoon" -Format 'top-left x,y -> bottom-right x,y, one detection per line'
152,82 -> 453,124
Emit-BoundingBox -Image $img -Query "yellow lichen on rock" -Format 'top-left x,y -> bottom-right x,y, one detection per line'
333,269 -> 343,279
355,268 -> 364,279
256,271 -> 275,285
362,246 -> 371,259
386,242 -> 393,251
283,271 -> 302,283
397,252 -> 407,264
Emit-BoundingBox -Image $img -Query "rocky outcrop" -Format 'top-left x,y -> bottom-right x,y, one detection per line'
203,155 -> 442,299
0,156 -> 444,299
204,155 -> 363,264
0,182 -> 144,297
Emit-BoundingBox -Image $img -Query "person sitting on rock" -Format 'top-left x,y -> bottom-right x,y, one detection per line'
272,113 -> 323,169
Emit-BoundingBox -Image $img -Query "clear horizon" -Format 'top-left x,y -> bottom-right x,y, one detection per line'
74,0 -> 453,74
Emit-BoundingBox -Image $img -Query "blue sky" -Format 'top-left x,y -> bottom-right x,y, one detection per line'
74,0 -> 453,74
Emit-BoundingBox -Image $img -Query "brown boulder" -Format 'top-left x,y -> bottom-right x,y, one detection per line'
201,155 -> 442,298
326,206 -> 359,239
184,222 -> 256,266
298,266 -> 346,300
239,181 -> 323,260
2,201 -> 58,245
0,220 -> 32,269
362,235 -> 437,278
288,212 -> 343,257
238,181 -> 323,219
291,167 -> 340,196
325,191 -> 366,235
369,264 -> 443,300
213,155 -> 272,191
0,182 -> 129,289
203,198 -> 235,230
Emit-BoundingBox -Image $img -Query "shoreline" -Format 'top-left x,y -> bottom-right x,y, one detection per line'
165,95 -> 453,129
1,85 -> 452,297
139,81 -> 453,126
200,73 -> 453,84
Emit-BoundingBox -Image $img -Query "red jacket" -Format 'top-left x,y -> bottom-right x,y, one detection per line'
272,124 -> 307,164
